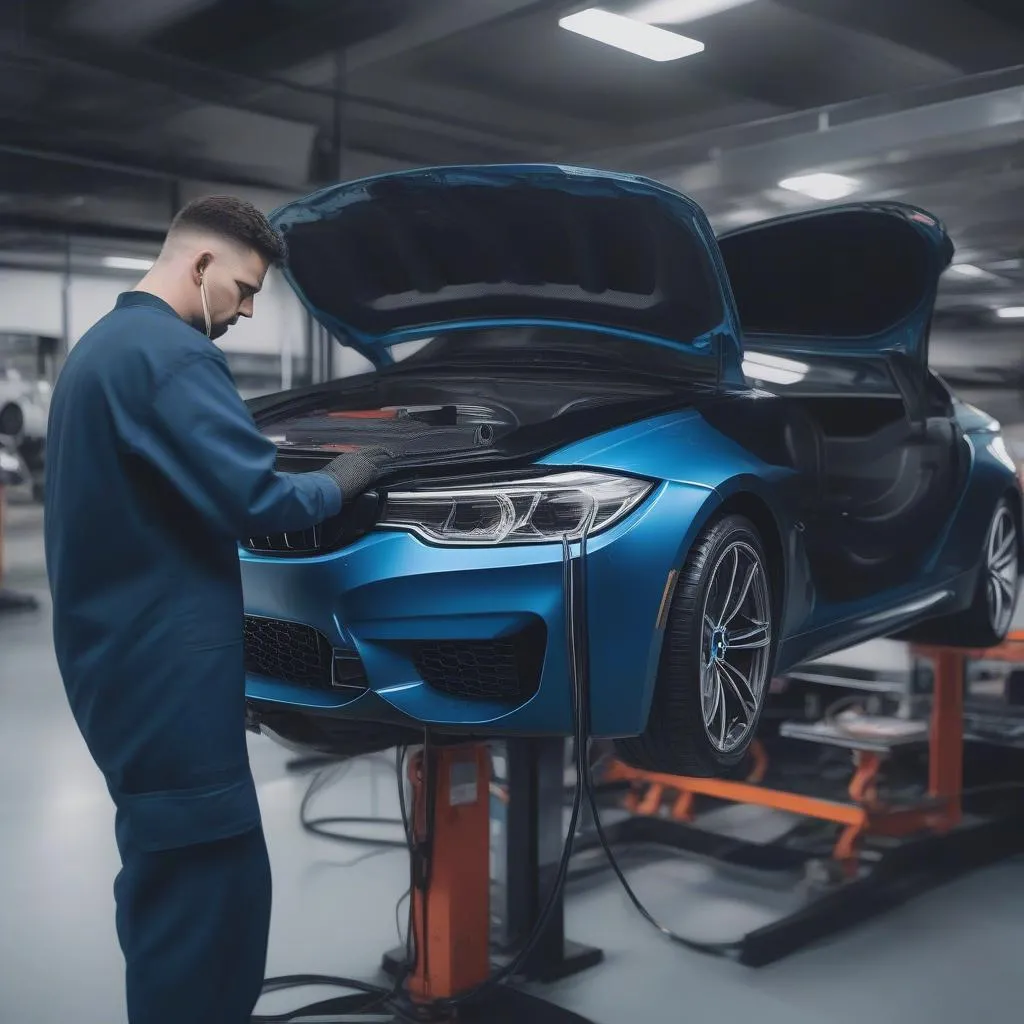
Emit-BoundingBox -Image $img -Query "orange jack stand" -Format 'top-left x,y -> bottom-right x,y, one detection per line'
606,645 -> 975,873
405,743 -> 493,1006
388,741 -> 596,1024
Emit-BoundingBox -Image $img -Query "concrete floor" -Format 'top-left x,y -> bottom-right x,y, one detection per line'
2,497 -> 1023,1024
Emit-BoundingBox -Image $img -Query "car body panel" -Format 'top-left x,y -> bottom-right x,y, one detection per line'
239,165 -> 1018,753
242,397 -> 1015,737
269,163 -> 745,384
243,474 -> 715,736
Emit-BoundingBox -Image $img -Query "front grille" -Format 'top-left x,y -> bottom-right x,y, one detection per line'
411,623 -> 546,703
245,525 -> 321,556
242,491 -> 382,557
244,616 -> 367,692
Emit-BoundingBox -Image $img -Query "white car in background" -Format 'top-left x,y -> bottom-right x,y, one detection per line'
0,368 -> 50,500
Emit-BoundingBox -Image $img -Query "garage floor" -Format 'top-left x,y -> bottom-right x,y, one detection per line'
2,496 -> 1023,1024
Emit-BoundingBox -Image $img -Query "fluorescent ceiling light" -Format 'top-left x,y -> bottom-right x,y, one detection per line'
778,172 -> 860,201
103,255 -> 154,271
628,0 -> 757,24
995,306 -> 1024,319
559,8 -> 705,61
947,263 -> 988,279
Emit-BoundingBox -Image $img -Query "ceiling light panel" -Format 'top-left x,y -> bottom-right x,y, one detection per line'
627,0 -> 758,24
559,8 -> 705,61
102,256 -> 154,271
777,172 -> 860,201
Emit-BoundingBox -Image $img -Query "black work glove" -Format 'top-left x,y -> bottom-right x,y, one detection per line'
323,446 -> 395,502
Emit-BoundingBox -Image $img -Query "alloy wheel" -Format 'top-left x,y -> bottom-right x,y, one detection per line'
699,541 -> 772,755
986,505 -> 1018,637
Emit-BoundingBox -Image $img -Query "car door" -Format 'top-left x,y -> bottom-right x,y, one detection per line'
719,204 -> 960,602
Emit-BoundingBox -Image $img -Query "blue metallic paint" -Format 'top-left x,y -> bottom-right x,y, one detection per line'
243,464 -> 716,737
241,165 -> 1019,747
242,402 -> 1018,738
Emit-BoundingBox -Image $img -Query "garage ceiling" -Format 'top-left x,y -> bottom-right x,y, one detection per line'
2,0 -> 1024,319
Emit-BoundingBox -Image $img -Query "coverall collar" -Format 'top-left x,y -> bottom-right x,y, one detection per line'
116,291 -> 182,320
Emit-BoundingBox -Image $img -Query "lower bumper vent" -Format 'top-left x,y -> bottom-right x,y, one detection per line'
244,616 -> 367,692
410,623 -> 546,703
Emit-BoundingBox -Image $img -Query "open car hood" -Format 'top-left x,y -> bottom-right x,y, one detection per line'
270,164 -> 734,373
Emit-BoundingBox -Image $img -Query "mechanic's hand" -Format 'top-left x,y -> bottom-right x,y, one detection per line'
323,446 -> 395,502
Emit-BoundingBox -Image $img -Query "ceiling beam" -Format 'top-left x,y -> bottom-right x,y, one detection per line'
0,213 -> 169,244
0,29 -> 545,160
0,137 -> 295,194
62,0 -> 218,40
343,0 -> 570,71
581,64 -> 1024,192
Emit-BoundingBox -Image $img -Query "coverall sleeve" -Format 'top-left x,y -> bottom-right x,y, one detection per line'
124,351 -> 342,538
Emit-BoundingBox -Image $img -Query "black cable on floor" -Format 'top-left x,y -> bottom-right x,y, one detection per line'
299,754 -> 408,849
572,527 -> 737,959
254,750 -> 415,1022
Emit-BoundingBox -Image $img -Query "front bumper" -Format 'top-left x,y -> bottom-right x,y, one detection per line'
241,479 -> 716,737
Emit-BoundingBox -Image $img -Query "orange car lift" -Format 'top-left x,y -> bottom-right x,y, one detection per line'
377,739 -> 600,1023
605,645 -> 967,871
580,639 -> 1024,965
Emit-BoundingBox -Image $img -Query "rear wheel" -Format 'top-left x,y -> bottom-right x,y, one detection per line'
615,514 -> 776,778
898,498 -> 1019,648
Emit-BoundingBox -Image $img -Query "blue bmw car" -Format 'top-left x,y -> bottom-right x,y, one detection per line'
240,164 -> 1021,777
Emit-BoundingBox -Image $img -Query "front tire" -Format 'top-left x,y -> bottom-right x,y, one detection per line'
615,514 -> 776,778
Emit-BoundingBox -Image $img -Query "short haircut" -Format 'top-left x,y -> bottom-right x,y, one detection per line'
168,195 -> 287,265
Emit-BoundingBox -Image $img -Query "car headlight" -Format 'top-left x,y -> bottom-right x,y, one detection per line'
379,470 -> 653,546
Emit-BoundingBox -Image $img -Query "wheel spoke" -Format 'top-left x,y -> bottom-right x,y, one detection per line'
700,657 -> 717,722
715,547 -> 740,626
726,621 -> 770,650
990,576 -> 1003,629
994,525 -> 1015,565
722,558 -> 759,626
719,658 -> 757,718
716,668 -> 728,747
989,517 -> 1004,562
993,549 -> 1017,574
997,573 -> 1016,600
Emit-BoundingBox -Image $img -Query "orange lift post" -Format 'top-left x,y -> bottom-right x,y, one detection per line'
387,741 -> 598,1023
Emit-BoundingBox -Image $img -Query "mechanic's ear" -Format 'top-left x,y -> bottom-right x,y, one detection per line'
193,253 -> 213,286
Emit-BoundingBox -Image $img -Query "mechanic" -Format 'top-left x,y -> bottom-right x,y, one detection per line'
43,196 -> 390,1024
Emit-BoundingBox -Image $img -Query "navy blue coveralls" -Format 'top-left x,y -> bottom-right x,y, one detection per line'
44,291 -> 342,1023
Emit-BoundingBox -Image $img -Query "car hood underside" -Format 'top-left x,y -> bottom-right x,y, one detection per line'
268,164 -> 727,368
